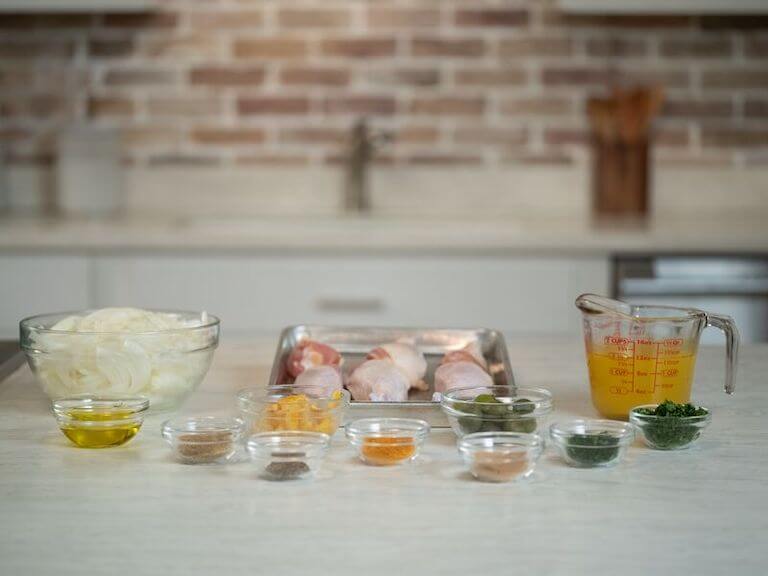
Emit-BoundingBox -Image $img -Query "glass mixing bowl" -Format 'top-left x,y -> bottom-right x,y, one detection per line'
20,310 -> 219,412
458,432 -> 544,483
550,419 -> 635,467
630,404 -> 711,450
345,417 -> 430,466
247,431 -> 331,481
441,386 -> 553,438
237,385 -> 350,436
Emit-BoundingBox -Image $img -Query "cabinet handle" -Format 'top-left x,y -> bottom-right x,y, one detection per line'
314,297 -> 385,313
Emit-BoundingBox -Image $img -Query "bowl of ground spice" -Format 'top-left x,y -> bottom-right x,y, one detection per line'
162,416 -> 244,465
549,419 -> 635,468
345,418 -> 430,466
247,431 -> 330,481
630,400 -> 711,450
458,432 -> 544,482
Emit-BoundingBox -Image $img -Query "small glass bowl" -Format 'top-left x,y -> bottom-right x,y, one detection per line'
345,418 -> 430,466
550,419 -> 635,468
237,385 -> 349,435
53,395 -> 149,448
441,386 -> 553,438
458,432 -> 544,483
246,431 -> 330,481
629,404 -> 712,450
162,416 -> 244,464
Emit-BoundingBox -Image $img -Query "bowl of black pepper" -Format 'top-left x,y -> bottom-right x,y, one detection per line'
246,431 -> 330,481
549,419 -> 635,468
629,400 -> 711,450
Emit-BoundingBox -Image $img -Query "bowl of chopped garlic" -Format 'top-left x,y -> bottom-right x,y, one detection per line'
237,385 -> 350,436
345,417 -> 430,466
21,308 -> 219,412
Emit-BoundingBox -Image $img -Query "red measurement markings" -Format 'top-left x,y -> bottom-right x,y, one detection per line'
631,340 -> 636,394
652,342 -> 660,392
609,367 -> 632,376
604,336 -> 631,346
660,348 -> 681,357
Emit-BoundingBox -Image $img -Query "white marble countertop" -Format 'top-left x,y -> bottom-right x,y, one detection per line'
1,213 -> 767,255
1,336 -> 766,575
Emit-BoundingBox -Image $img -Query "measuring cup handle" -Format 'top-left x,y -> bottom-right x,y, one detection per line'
705,313 -> 740,394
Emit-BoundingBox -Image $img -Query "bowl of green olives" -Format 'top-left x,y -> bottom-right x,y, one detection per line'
440,386 -> 553,438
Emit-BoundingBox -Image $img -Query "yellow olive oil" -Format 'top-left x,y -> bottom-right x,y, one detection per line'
59,408 -> 141,448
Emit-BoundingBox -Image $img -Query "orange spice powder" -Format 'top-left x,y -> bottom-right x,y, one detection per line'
361,436 -> 416,465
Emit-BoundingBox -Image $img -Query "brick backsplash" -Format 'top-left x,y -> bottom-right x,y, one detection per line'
0,0 -> 767,168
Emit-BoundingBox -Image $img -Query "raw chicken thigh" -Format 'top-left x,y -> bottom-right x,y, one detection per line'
367,341 -> 428,391
286,340 -> 342,379
441,341 -> 488,370
434,342 -> 493,394
293,365 -> 343,396
346,359 -> 410,402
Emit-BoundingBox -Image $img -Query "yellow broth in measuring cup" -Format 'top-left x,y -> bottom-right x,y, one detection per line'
587,336 -> 697,419
576,294 -> 739,419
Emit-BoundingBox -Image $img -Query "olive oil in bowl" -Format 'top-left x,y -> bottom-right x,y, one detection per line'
53,396 -> 149,448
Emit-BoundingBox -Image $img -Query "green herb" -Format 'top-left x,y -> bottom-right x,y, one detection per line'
634,400 -> 709,450
456,394 -> 537,434
635,400 -> 707,418
564,432 -> 621,466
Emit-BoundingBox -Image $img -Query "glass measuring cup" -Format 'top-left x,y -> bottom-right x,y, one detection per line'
576,294 -> 739,419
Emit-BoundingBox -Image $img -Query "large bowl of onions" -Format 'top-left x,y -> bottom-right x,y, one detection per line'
20,308 -> 219,412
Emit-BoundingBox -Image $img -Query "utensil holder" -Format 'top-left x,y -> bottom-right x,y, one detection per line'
591,135 -> 649,218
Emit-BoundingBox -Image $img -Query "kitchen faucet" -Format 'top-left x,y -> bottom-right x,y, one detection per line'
343,118 -> 389,214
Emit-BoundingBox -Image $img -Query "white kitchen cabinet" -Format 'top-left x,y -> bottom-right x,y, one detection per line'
93,255 -> 609,338
0,255 -> 91,338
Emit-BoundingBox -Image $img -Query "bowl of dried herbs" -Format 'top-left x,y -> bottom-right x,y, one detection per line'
549,419 -> 635,468
630,400 -> 711,450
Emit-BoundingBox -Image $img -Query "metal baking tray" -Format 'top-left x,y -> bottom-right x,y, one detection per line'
268,325 -> 514,427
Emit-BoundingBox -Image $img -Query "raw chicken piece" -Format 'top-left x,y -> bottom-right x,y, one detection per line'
346,359 -> 410,402
293,365 -> 343,396
434,342 -> 492,394
367,341 -> 428,391
441,341 -> 488,370
286,340 -> 342,379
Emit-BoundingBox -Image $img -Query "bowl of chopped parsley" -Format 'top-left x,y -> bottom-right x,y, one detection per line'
549,419 -> 635,468
629,400 -> 711,450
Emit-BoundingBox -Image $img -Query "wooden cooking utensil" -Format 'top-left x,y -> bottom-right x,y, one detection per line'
588,86 -> 663,218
